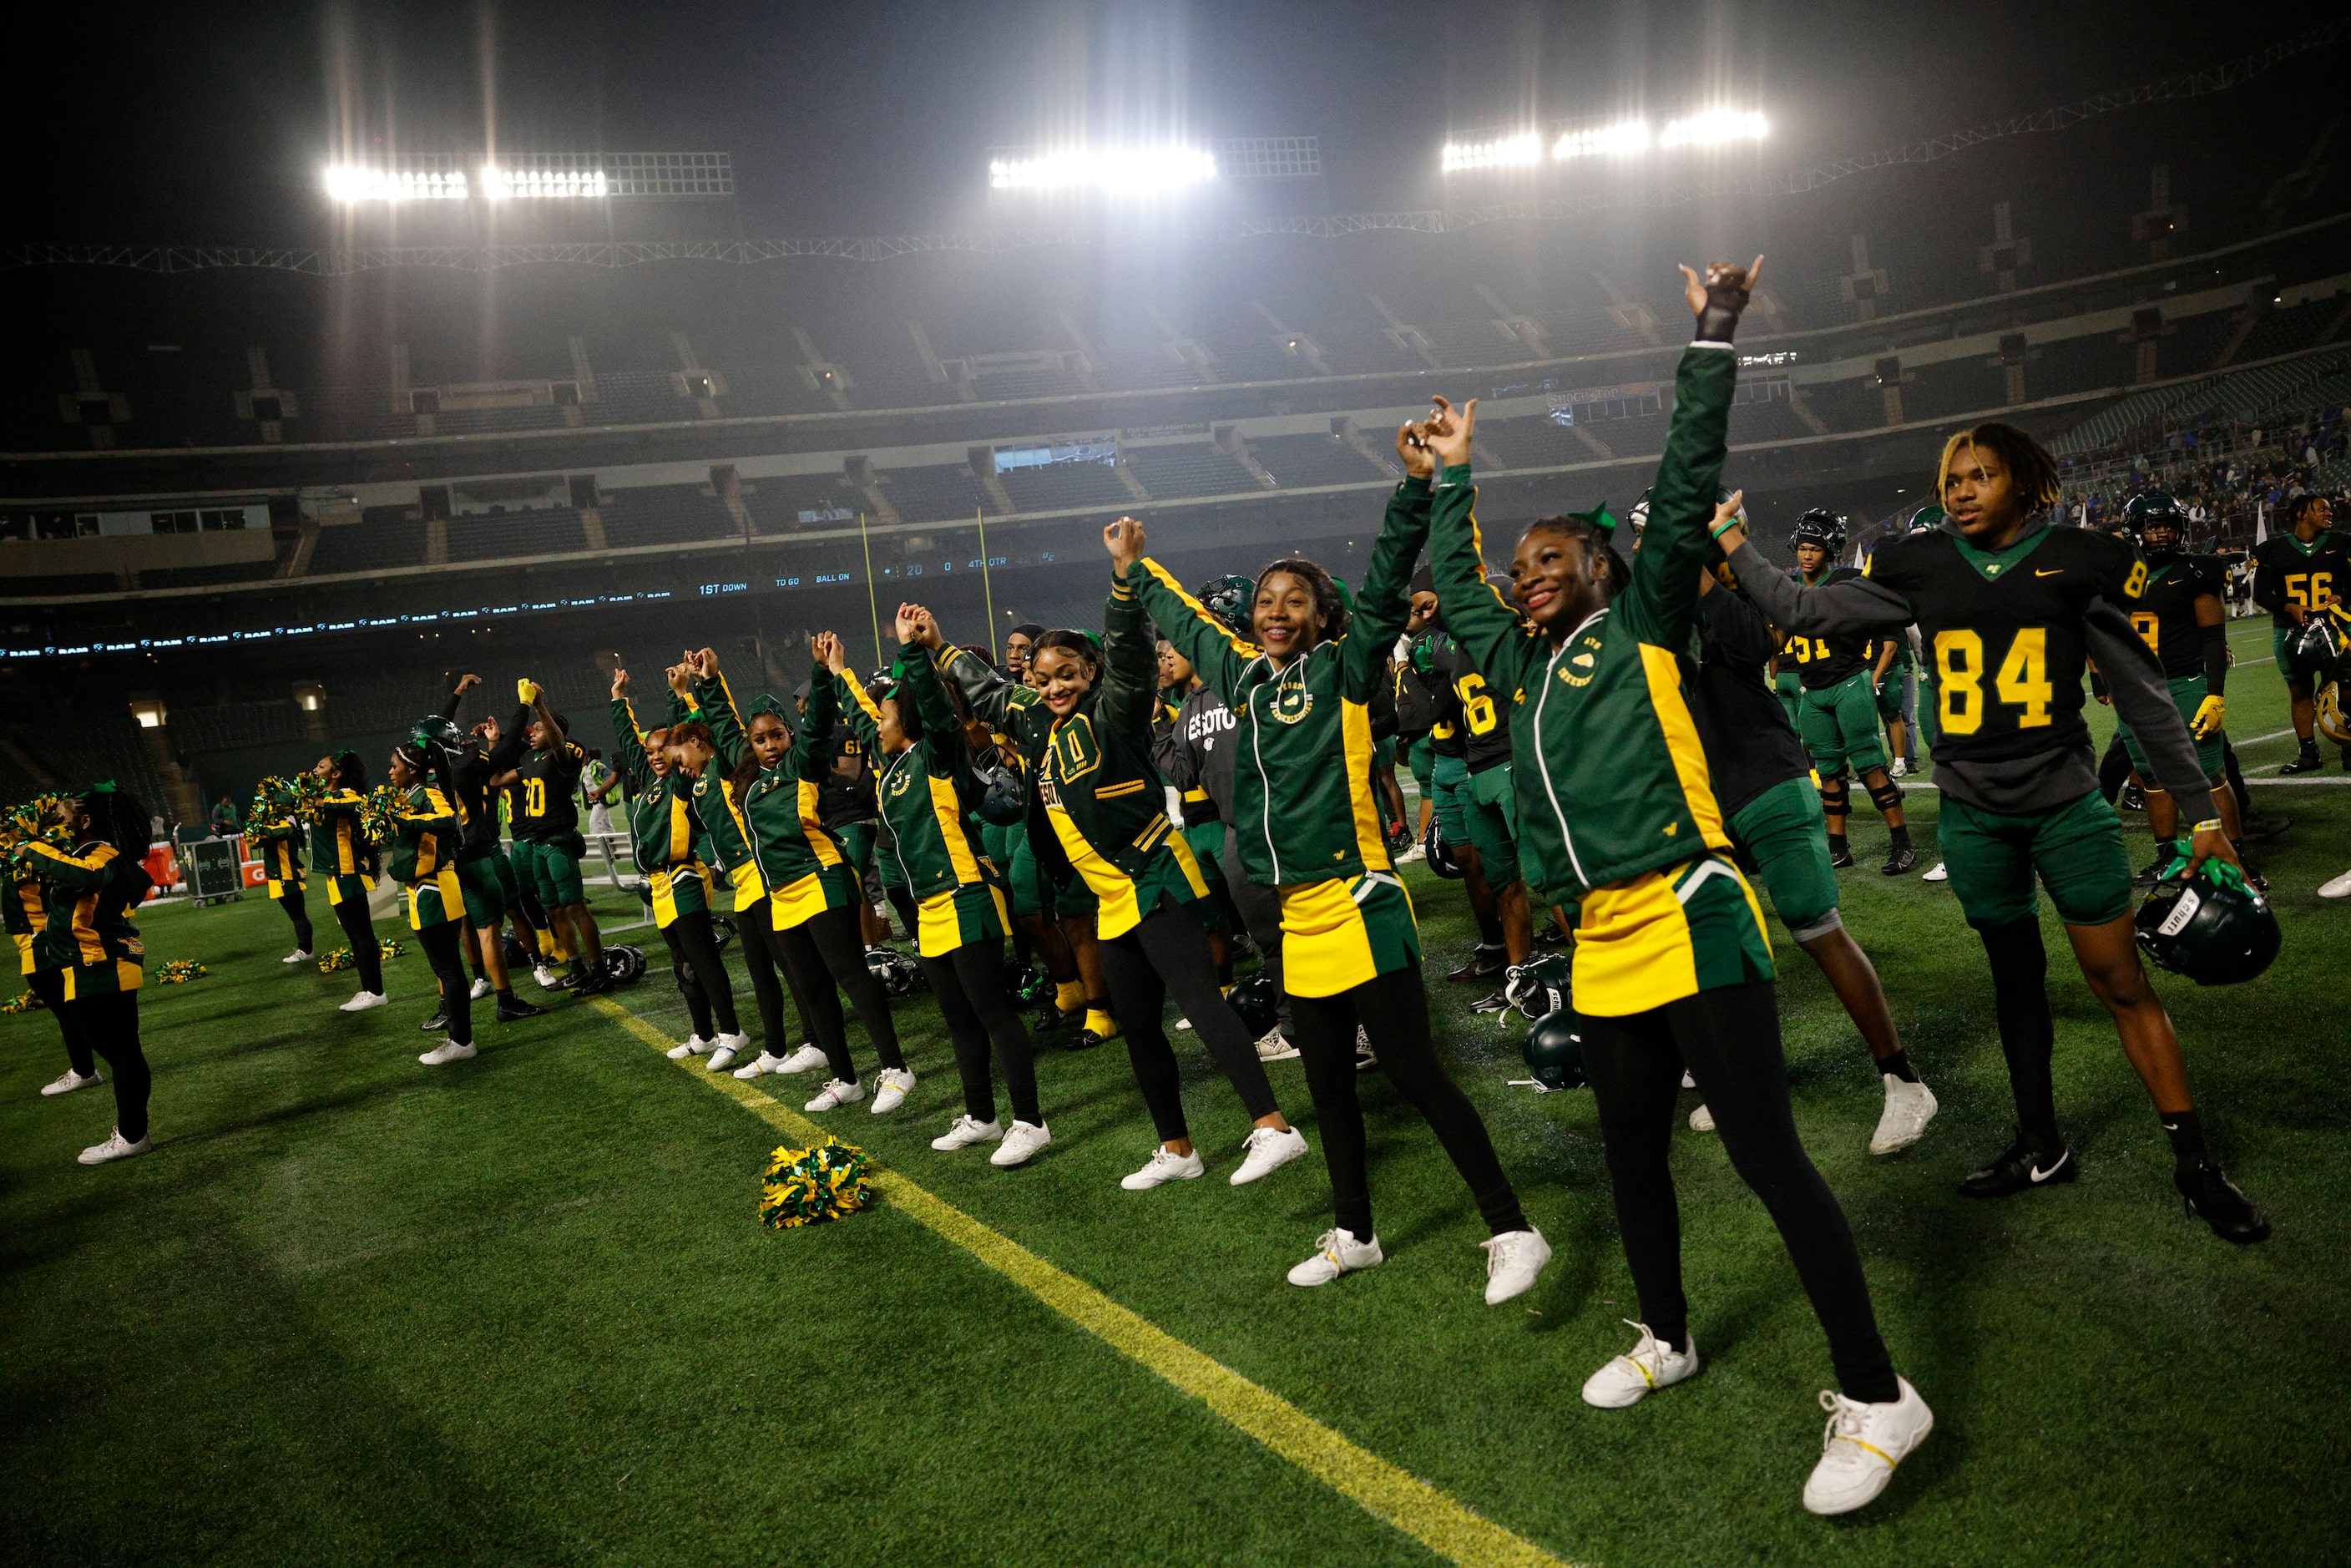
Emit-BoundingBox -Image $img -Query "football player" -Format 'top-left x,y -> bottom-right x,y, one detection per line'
1780,509 -> 1916,873
2252,492 -> 2346,773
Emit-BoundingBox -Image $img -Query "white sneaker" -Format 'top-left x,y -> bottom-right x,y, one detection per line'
933,1114 -> 1004,1151
340,990 -> 387,1013
2320,867 -> 2351,898
1121,1146 -> 1206,1190
1680,1070 -> 1696,1090
778,1042 -> 829,1075
869,1066 -> 917,1113
1869,1075 -> 1939,1155
1888,758 -> 1910,778
1922,861 -> 1949,883
1255,1027 -> 1300,1063
805,1078 -> 866,1112
1394,843 -> 1425,864
533,964 -> 564,990
1479,1227 -> 1551,1304
1230,1125 -> 1309,1186
1689,1102 -> 1716,1133
419,1039 -> 478,1065
706,1032 -> 751,1072
1581,1320 -> 1701,1409
1287,1227 -> 1384,1287
666,1034 -> 713,1060
734,1050 -> 787,1080
468,977 -> 493,1000
707,1045 -> 739,1072
1803,1377 -> 1934,1516
282,949 -> 312,964
1174,1016 -> 1192,1031
41,1068 -> 103,1096
992,1120 -> 1052,1166
78,1127 -> 152,1165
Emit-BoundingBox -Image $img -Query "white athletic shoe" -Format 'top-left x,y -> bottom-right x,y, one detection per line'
77,1127 -> 152,1165
1888,758 -> 1910,778
734,1050 -> 787,1080
1287,1227 -> 1384,1287
1230,1125 -> 1309,1186
1869,1075 -> 1939,1155
804,1078 -> 866,1113
705,1033 -> 751,1072
1479,1228 -> 1551,1304
41,1068 -> 103,1097
1680,1070 -> 1696,1090
778,1043 -> 829,1075
666,1034 -> 713,1060
533,964 -> 564,990
1689,1103 -> 1716,1133
707,1046 -> 739,1072
340,990 -> 388,1013
419,1039 -> 478,1065
933,1114 -> 1004,1151
869,1067 -> 917,1114
1803,1377 -> 1934,1516
1255,1027 -> 1300,1063
1121,1146 -> 1206,1190
1922,861 -> 1949,883
468,977 -> 493,1001
1393,843 -> 1426,864
2320,867 -> 2351,899
1174,1016 -> 1192,1031
1581,1320 -> 1701,1409
992,1120 -> 1052,1167
281,948 -> 312,965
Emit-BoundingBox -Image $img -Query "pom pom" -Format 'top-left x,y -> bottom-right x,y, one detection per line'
156,959 -> 208,984
1,988 -> 45,1014
758,1137 -> 872,1229
316,938 -> 402,974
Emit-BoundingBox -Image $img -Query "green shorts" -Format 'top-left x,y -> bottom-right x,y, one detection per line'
1798,669 -> 1890,779
1182,819 -> 1231,933
2273,624 -> 2338,687
1875,662 -> 1910,724
1729,776 -> 1841,941
833,821 -> 878,875
516,834 -> 586,908
454,852 -> 508,926
2116,673 -> 2224,783
1775,667 -> 1802,729
1407,736 -> 1435,802
1431,752 -> 1472,843
1007,831 -> 1095,920
1373,736 -> 1397,772
1939,789 -> 2134,928
1462,762 -> 1521,889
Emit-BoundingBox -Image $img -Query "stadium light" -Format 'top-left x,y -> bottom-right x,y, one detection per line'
479,165 -> 610,200
1441,132 -> 1543,173
324,164 -> 470,202
988,145 -> 1218,195
1553,120 -> 1652,159
1659,108 -> 1768,147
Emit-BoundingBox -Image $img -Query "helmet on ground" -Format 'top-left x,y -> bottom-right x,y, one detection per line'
1423,821 -> 1464,879
1520,1009 -> 1589,1090
2121,491 -> 2187,556
1791,508 -> 1848,556
604,943 -> 647,984
2135,862 -> 2280,986
865,945 -> 924,996
1194,575 -> 1257,640
710,916 -> 736,953
1224,971 -> 1279,1039
2318,681 -> 2351,746
502,933 -> 531,971
1504,953 -> 1573,1022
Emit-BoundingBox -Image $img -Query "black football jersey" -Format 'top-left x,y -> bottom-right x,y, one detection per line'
2127,555 -> 2223,679
2252,532 -> 2348,627
817,726 -> 878,828
1425,631 -> 1514,771
515,736 -> 587,838
1865,523 -> 2146,765
1781,567 -> 1877,689
1410,631 -> 1467,759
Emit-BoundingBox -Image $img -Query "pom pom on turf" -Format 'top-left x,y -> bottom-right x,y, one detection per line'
2,988 -> 46,1014
759,1137 -> 872,1229
156,959 -> 208,984
316,938 -> 404,974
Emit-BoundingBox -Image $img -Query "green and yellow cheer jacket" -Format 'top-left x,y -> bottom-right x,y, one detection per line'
834,642 -> 992,903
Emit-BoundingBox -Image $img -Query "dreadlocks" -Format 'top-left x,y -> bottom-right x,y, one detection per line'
1937,421 -> 2060,513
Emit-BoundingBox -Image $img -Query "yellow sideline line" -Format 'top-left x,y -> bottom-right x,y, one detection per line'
588,995 -> 1571,1568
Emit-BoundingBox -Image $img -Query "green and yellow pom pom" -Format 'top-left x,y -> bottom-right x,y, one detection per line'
156,959 -> 208,984
316,938 -> 405,974
758,1137 -> 872,1229
359,785 -> 407,846
1,989 -> 45,1014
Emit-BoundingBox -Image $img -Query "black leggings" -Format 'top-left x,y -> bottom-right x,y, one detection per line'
1977,917 -> 2060,1150
769,902 -> 903,1083
68,990 -> 149,1142
660,908 -> 740,1039
417,918 -> 474,1045
737,896 -> 815,1055
918,938 -> 1042,1126
1100,900 -> 1279,1144
1580,979 -> 1896,1403
1292,965 -> 1526,1240
278,884 -> 315,953
331,893 -> 383,994
31,968 -> 94,1078
1220,832 -> 1289,1036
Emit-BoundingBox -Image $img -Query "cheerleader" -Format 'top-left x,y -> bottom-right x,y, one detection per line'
23,783 -> 157,1163
387,741 -> 475,1064
8,801 -> 102,1098
247,778 -> 314,964
310,751 -> 388,1010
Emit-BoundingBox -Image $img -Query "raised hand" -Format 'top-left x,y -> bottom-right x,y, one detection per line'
1105,517 -> 1148,569
813,631 -> 848,673
611,666 -> 631,700
517,677 -> 542,706
894,602 -> 924,645
904,606 -> 943,650
453,673 -> 483,696
1425,394 -> 1477,470
665,663 -> 693,698
1395,418 -> 1434,480
694,647 -> 719,680
1681,256 -> 1765,341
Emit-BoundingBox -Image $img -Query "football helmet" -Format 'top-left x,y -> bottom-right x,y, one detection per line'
2135,862 -> 2281,986
1194,574 -> 1257,640
1790,508 -> 1848,556
2121,492 -> 2187,558
1519,1009 -> 1589,1090
1224,971 -> 1280,1039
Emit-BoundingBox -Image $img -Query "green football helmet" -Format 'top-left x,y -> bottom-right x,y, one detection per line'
1520,1009 -> 1588,1090
2135,860 -> 2280,986
411,716 -> 463,752
1908,503 -> 1948,535
1224,971 -> 1279,1038
1504,952 -> 1573,1021
1194,574 -> 1257,640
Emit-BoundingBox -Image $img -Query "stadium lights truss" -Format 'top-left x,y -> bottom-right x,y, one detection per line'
324,151 -> 731,201
1445,108 -> 1767,174
987,136 -> 1318,192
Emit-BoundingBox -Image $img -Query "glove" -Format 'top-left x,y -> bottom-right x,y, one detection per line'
2190,694 -> 2225,738
518,678 -> 542,706
1695,263 -> 1753,344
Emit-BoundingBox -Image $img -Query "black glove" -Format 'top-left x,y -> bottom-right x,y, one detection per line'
1695,265 -> 1752,344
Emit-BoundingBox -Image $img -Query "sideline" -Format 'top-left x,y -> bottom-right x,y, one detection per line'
588,995 -> 1572,1568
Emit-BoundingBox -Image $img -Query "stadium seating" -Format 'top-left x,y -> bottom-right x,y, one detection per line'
997,462 -> 1135,513
751,472 -> 866,532
443,508 -> 588,562
1125,443 -> 1261,498
1239,435 -> 1383,490
881,464 -> 997,524
136,561 -> 281,590
309,518 -> 429,576
596,486 -> 738,548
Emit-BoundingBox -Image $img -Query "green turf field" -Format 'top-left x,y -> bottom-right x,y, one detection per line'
6,621 -> 2348,1566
